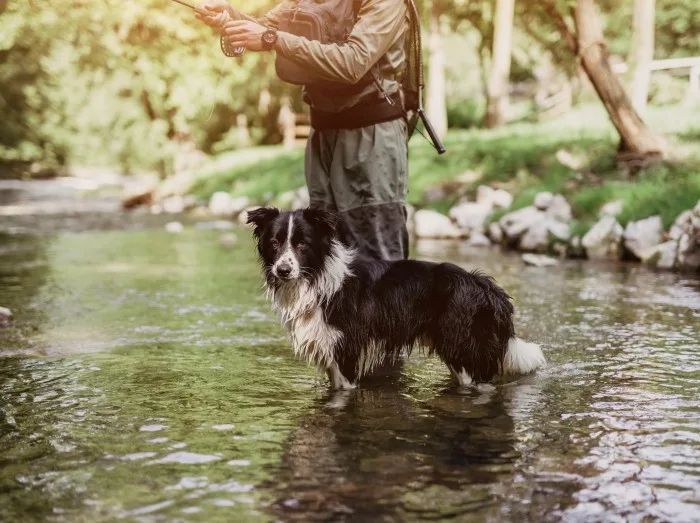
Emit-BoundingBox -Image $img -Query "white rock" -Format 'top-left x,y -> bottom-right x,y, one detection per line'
194,220 -> 234,231
487,222 -> 503,243
534,192 -> 554,210
623,215 -> 663,260
642,241 -> 678,269
229,196 -> 251,215
476,186 -> 495,206
546,194 -> 573,222
274,190 -> 296,210
547,220 -> 572,242
449,202 -> 492,233
414,210 -> 462,239
209,192 -> 234,217
499,206 -> 545,241
670,210 -> 694,241
600,200 -> 623,218
467,232 -> 491,247
292,187 -> 310,209
162,196 -> 186,214
677,230 -> 700,271
165,221 -> 184,233
492,189 -> 513,210
519,220 -> 550,252
0,306 -> 12,328
122,174 -> 159,209
555,149 -> 584,170
522,253 -> 559,267
582,216 -> 623,260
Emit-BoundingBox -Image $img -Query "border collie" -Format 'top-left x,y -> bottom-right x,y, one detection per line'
247,207 -> 546,390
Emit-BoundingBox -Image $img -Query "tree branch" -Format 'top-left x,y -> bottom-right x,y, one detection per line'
539,0 -> 578,53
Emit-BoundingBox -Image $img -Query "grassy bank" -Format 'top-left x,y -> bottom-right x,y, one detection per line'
191,103 -> 700,232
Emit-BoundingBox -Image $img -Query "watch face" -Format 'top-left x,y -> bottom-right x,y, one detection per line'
263,30 -> 277,44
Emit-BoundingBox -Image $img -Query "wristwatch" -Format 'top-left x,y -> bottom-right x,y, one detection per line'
261,27 -> 278,50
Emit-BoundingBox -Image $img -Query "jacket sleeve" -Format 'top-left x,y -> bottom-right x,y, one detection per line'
274,0 -> 407,85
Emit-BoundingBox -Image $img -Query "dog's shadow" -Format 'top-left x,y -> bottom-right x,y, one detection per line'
266,360 -> 546,521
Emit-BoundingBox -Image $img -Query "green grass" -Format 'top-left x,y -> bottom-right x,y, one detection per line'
190,103 -> 700,234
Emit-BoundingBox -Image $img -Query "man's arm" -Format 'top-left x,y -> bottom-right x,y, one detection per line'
224,0 -> 407,85
195,1 -> 291,30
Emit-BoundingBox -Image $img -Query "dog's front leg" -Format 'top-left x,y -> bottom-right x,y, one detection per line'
327,362 -> 356,390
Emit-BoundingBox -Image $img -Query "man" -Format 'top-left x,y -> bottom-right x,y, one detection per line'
196,0 -> 409,261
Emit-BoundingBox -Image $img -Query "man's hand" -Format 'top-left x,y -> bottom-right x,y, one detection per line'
194,1 -> 231,29
224,20 -> 268,52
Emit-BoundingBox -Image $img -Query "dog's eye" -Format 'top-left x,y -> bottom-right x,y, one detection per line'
297,241 -> 306,249
271,239 -> 280,249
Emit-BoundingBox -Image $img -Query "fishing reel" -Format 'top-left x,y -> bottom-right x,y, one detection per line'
220,35 -> 246,58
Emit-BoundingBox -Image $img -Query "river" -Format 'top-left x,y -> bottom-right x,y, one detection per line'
1,182 -> 699,522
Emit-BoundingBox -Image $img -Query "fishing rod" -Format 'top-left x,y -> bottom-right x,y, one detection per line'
168,0 -> 245,57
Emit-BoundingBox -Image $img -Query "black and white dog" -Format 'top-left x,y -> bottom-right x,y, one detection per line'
247,207 -> 545,390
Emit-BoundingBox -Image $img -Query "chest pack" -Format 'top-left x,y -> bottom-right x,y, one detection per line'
274,0 -> 444,152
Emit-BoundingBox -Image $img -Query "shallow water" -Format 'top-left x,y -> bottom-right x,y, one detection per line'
1,227 -> 699,522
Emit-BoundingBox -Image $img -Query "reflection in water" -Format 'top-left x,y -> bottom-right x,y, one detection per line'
0,229 -> 699,522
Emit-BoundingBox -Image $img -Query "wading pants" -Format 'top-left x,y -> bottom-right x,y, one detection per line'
305,118 -> 409,261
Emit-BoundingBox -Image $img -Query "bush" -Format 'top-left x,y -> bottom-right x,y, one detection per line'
447,99 -> 485,129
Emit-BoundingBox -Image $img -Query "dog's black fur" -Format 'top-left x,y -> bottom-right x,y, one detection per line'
248,206 -> 543,388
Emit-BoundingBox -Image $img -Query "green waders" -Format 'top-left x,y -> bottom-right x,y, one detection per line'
305,118 -> 409,261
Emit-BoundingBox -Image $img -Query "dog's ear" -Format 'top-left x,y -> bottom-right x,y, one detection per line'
246,206 -> 279,237
302,208 -> 339,237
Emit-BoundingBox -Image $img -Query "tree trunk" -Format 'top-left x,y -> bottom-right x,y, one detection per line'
425,0 -> 448,140
628,0 -> 656,114
574,0 -> 665,157
485,0 -> 514,128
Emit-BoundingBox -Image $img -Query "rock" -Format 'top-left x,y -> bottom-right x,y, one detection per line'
150,204 -> 163,215
122,175 -> 159,209
677,230 -> 700,271
476,185 -> 513,209
546,194 -> 572,222
582,216 -> 623,260
567,236 -> 586,259
189,206 -> 212,219
547,220 -> 572,242
165,221 -> 184,233
156,170 -> 196,200
623,215 -> 663,260
208,192 -> 250,217
491,189 -> 513,210
209,192 -> 234,217
522,253 -> 559,267
293,187 -> 310,209
448,202 -> 492,233
194,220 -> 234,231
162,195 -> 186,214
670,210 -> 694,240
0,306 -> 12,328
642,241 -> 678,269
414,210 -> 462,239
218,233 -> 238,248
487,222 -> 503,243
555,149 -> 584,170
467,232 -> 491,247
600,200 -> 623,218
499,206 -> 545,242
519,220 -> 550,252
534,192 -> 554,210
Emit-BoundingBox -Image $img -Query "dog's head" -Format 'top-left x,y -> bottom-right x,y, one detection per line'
247,207 -> 340,284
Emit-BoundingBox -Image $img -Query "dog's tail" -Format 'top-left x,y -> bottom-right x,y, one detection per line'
502,337 -> 546,375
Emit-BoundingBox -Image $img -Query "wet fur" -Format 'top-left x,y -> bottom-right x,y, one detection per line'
248,207 -> 545,389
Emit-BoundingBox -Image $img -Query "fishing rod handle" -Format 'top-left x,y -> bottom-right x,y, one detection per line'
417,109 -> 446,155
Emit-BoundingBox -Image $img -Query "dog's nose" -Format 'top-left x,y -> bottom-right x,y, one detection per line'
276,263 -> 292,278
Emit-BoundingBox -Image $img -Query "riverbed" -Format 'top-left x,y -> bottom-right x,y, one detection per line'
1,188 -> 700,521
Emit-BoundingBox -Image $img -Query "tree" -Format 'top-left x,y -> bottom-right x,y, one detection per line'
542,0 -> 666,159
629,0 -> 656,114
485,0 -> 515,128
425,0 -> 448,139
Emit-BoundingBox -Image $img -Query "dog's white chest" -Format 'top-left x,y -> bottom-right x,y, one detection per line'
286,307 -> 342,368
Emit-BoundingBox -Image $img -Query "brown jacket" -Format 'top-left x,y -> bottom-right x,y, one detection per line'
234,0 -> 408,112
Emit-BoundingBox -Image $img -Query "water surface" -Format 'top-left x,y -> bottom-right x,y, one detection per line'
1,227 -> 699,522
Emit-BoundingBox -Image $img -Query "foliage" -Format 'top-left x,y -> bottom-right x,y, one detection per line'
192,103 -> 700,234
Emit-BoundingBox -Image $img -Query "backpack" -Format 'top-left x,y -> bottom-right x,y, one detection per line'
275,0 -> 424,139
